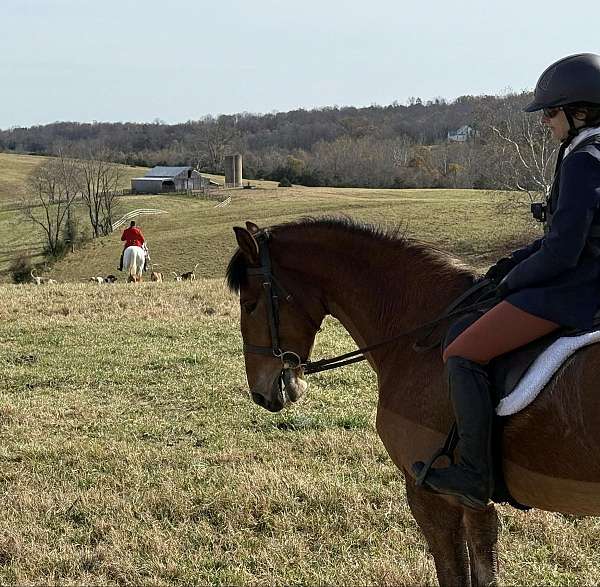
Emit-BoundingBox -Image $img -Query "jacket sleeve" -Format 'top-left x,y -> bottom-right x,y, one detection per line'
509,238 -> 543,263
505,151 -> 600,291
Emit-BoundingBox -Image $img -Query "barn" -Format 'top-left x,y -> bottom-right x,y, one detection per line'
131,166 -> 208,194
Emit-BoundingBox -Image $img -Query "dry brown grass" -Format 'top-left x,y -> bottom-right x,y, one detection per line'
0,281 -> 599,584
3,186 -> 539,281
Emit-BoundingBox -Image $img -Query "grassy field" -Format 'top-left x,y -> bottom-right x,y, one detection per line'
0,150 -> 540,281
3,152 -> 597,584
1,282 -> 600,585
62,185 -> 541,282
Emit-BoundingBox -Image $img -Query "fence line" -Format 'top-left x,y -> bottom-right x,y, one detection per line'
214,196 -> 231,208
111,209 -> 167,231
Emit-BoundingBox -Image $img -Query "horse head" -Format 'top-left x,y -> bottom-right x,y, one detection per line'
229,221 -> 326,412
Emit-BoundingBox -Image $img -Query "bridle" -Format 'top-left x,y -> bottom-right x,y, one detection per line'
242,234 -> 501,376
243,234 -> 322,370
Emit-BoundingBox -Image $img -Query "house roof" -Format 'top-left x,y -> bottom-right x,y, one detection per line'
449,125 -> 473,135
144,166 -> 193,178
132,177 -> 174,182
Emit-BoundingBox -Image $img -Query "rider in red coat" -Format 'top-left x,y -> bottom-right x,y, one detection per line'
118,221 -> 146,271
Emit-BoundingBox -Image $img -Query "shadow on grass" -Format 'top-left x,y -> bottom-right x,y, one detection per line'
252,413 -> 371,432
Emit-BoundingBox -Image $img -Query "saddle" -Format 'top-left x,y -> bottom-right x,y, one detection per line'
463,314 -> 600,404
435,301 -> 600,510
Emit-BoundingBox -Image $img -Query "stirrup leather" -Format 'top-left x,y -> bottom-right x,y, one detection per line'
414,423 -> 458,487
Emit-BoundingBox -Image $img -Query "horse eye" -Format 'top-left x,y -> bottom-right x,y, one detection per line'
243,301 -> 257,314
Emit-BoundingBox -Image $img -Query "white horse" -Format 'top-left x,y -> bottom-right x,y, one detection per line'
123,246 -> 145,282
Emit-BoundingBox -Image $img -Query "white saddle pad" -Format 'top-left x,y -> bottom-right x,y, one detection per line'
496,330 -> 600,416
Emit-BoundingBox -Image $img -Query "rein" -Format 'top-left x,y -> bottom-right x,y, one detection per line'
304,279 -> 497,374
243,236 -> 499,375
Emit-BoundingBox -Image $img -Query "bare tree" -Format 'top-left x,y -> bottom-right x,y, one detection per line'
476,93 -> 557,205
192,116 -> 240,172
21,152 -> 80,257
490,119 -> 556,198
77,150 -> 123,237
392,135 -> 414,167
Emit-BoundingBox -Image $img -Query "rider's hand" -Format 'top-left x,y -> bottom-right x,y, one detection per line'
485,257 -> 518,284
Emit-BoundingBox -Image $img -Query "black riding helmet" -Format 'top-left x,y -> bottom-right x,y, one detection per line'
525,53 -> 600,112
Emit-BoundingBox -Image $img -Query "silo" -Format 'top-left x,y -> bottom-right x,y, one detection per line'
224,154 -> 243,187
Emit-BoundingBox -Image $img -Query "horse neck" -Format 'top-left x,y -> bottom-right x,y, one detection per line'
274,226 -> 474,362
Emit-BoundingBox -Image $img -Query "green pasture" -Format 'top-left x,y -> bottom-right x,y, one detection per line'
0,153 -> 147,208
0,152 -> 541,282
1,282 -> 599,585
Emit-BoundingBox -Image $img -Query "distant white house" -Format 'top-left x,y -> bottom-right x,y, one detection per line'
447,125 -> 477,142
131,166 -> 215,194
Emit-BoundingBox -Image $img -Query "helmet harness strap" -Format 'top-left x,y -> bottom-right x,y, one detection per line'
564,108 -> 580,139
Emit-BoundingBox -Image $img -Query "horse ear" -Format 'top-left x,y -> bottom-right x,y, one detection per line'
233,226 -> 259,263
245,221 -> 260,234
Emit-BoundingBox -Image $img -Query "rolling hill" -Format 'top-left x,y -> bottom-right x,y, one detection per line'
0,153 -> 541,283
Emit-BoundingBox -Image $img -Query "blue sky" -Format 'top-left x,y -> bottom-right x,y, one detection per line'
1,0 -> 598,129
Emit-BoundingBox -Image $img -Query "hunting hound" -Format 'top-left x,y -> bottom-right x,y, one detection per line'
181,263 -> 199,281
31,270 -> 57,285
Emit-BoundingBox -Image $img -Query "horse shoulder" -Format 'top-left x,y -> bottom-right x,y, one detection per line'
376,351 -> 451,473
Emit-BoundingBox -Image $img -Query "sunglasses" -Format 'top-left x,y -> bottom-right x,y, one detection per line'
542,107 -> 561,119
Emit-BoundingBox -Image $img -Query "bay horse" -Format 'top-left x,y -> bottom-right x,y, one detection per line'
227,217 -> 600,587
123,245 -> 145,283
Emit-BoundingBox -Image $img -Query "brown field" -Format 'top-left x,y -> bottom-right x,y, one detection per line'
1,281 -> 599,584
2,153 -> 598,585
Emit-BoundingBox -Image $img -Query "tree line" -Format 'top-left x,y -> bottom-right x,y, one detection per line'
0,91 -> 557,197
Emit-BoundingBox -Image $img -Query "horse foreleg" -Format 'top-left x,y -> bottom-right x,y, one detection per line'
405,471 -> 471,587
463,505 -> 499,587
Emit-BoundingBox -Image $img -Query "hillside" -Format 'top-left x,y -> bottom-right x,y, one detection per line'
0,154 -> 149,275
0,93 -> 538,191
0,153 -> 543,283
0,152 -> 147,208
48,184 -> 541,283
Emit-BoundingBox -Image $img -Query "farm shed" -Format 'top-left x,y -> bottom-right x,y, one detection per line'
131,166 -> 208,193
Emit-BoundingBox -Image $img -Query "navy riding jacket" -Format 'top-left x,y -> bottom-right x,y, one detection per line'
504,137 -> 600,329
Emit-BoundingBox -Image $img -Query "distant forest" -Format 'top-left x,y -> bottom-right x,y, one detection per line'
0,92 -> 553,191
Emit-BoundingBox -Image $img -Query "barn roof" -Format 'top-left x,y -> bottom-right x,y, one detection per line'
144,166 -> 193,178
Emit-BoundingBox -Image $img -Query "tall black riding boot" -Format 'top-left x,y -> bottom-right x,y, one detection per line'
118,251 -> 124,272
412,356 -> 494,510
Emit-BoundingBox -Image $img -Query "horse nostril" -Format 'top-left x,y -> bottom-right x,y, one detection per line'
251,392 -> 266,407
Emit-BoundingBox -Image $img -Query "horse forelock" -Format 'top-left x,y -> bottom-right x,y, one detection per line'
226,249 -> 248,294
226,229 -> 272,294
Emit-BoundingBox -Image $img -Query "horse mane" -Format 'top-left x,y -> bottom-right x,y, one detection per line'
226,216 -> 473,293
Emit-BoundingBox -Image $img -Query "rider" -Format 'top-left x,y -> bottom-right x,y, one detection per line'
413,53 -> 600,509
118,220 -> 146,271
